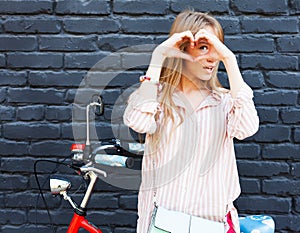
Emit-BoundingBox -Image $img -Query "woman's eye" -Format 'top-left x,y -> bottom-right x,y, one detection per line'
199,45 -> 208,51
197,44 -> 209,54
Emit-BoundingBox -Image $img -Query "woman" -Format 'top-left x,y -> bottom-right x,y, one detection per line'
124,10 -> 259,233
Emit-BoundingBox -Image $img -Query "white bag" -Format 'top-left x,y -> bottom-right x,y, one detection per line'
149,206 -> 225,233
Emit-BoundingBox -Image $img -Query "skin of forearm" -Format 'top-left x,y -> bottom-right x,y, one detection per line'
145,49 -> 165,80
222,54 -> 245,99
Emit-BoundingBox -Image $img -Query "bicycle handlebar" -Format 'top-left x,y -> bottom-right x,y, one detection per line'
94,153 -> 134,168
71,143 -> 136,178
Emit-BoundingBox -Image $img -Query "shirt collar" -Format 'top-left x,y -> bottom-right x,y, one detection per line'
171,88 -> 224,111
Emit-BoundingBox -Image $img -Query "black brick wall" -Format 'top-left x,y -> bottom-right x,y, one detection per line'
0,0 -> 299,232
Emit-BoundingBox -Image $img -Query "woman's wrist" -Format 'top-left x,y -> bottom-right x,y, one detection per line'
221,51 -> 236,65
144,47 -> 166,82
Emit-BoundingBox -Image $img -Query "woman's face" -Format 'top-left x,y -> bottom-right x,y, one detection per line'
182,26 -> 219,82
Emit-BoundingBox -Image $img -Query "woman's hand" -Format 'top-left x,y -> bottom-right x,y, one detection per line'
152,30 -> 196,63
194,28 -> 235,62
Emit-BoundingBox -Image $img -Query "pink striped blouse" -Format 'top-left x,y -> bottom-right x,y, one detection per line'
123,81 -> 259,233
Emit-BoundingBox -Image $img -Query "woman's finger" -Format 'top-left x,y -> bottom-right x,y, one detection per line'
175,30 -> 195,48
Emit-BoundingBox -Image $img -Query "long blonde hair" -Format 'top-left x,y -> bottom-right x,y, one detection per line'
151,10 -> 225,146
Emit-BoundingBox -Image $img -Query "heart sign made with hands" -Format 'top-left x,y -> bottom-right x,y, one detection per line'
155,27 -> 231,64
156,29 -> 212,62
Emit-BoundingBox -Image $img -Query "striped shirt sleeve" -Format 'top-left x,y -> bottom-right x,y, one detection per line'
123,82 -> 160,134
226,83 -> 259,140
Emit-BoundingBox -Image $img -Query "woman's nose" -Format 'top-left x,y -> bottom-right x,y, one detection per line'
206,57 -> 216,64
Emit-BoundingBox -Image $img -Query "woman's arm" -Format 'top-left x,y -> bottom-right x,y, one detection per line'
194,29 -> 259,139
221,54 -> 244,99
124,31 -> 195,134
194,29 -> 245,98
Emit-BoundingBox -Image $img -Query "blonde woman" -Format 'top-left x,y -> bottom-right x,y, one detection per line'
124,10 -> 259,233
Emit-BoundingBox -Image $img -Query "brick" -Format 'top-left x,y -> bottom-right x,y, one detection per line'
266,71 -> 300,88
98,35 -> 155,52
234,144 -> 260,159
1,157 -> 38,172
4,18 -> 61,33
239,178 -> 260,194
0,106 -> 15,121
225,36 -> 274,53
281,108 -> 300,124
95,122 -> 117,140
3,123 -> 60,140
28,210 -> 72,224
119,124 -> 145,142
233,0 -> 288,14
0,210 -> 26,225
0,36 -> 37,51
65,89 -> 76,103
277,36 -> 300,52
254,90 -> 298,106
65,53 -> 121,70
121,53 -> 152,70
2,225 -> 50,233
241,17 -> 298,34
240,54 -> 298,70
0,54 -> 5,67
114,0 -> 168,14
39,35 -> 97,51
121,18 -> 172,34
235,196 -> 291,213
0,71 -> 27,86
217,17 -> 240,35
88,210 -> 137,227
63,18 -> 119,34
237,160 -> 289,177
0,174 -> 28,190
17,105 -> 44,121
295,128 -> 300,142
241,70 -> 265,89
263,178 -> 300,195
61,122 -> 90,141
5,193 -> 39,208
86,71 -> 141,88
45,106 -> 71,121
119,195 -> 138,210
290,0 -> 300,14
171,0 -> 229,13
29,71 -> 85,87
262,144 -> 300,159
29,140 -> 71,157
0,88 -> 7,103
0,0 -> 52,14
87,193 -> 118,209
295,197 -> 300,213
55,0 -> 109,15
0,194 -> 4,208
256,107 -> 279,123
254,125 -> 290,142
7,52 -> 63,69
0,140 -> 28,156
8,88 -> 64,104
114,228 -> 136,233
273,215 -> 300,232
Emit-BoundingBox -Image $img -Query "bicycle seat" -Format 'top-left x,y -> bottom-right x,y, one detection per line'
239,215 -> 275,233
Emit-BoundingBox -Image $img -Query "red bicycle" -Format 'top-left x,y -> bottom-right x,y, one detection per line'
50,141 -> 135,233
35,95 -> 141,232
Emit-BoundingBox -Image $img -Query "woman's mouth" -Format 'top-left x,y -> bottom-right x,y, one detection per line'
203,65 -> 215,74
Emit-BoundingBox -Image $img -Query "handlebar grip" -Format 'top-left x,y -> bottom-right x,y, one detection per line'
94,154 -> 134,168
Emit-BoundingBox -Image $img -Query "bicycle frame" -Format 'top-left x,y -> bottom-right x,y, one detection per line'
67,213 -> 102,233
66,171 -> 102,233
51,167 -> 106,232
